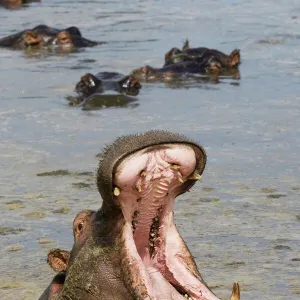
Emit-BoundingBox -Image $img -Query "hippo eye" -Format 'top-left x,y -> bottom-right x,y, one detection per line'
77,222 -> 83,232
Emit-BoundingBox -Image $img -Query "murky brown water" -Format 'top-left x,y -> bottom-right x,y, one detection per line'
0,1 -> 300,299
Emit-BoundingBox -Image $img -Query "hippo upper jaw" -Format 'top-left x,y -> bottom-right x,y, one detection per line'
112,143 -> 219,300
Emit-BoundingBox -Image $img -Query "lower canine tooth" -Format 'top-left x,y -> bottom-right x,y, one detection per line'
113,187 -> 120,196
188,171 -> 202,180
230,282 -> 240,300
136,184 -> 142,192
178,176 -> 184,183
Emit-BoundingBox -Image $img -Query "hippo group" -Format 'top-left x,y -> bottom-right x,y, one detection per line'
38,130 -> 240,300
1,4 -> 244,299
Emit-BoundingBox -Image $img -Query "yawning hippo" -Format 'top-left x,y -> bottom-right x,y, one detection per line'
0,25 -> 102,50
164,40 -> 240,70
39,130 -> 240,299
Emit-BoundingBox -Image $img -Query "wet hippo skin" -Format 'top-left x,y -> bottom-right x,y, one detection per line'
39,130 -> 240,300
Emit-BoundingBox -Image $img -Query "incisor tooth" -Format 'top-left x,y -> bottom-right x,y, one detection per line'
113,187 -> 120,196
170,164 -> 180,171
187,171 -> 202,180
141,171 -> 147,177
178,176 -> 184,183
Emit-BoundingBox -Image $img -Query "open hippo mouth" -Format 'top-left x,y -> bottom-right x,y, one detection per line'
112,142 -> 219,300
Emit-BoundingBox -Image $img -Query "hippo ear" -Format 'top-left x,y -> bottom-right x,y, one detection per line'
47,249 -> 70,273
229,49 -> 241,67
182,39 -> 189,50
230,282 -> 240,300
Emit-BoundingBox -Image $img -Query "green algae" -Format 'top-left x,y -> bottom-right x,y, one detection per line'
52,207 -> 71,214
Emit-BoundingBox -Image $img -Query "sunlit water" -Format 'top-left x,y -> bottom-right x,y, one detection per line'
0,1 -> 299,299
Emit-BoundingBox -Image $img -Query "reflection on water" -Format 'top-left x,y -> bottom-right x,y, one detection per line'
0,1 -> 300,300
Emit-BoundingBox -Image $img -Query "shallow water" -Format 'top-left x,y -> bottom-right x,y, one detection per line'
0,0 -> 300,299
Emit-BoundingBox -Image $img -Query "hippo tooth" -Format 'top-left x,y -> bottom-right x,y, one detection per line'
178,176 -> 184,183
136,184 -> 142,193
140,171 -> 147,177
187,171 -> 202,180
230,282 -> 240,300
170,164 -> 181,171
113,187 -> 120,196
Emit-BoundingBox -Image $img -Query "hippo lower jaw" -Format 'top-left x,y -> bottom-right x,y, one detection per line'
114,144 -> 220,300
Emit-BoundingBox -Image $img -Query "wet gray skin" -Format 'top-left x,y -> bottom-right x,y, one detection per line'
45,130 -> 237,300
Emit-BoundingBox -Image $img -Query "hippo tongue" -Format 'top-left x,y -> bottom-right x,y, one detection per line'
114,144 -> 220,300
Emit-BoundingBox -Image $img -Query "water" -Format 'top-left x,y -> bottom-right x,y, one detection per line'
0,0 -> 299,299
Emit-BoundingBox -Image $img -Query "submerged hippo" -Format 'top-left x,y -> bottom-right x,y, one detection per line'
164,40 -> 240,70
0,0 -> 40,9
67,72 -> 141,108
0,25 -> 101,50
75,72 -> 141,99
40,130 -> 240,299
39,210 -> 96,300
131,58 -> 223,82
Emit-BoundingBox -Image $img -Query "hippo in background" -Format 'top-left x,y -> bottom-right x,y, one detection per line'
131,58 -> 223,82
67,72 -> 141,109
38,130 -> 241,300
131,40 -> 240,82
164,39 -> 240,69
0,25 -> 103,50
0,0 -> 40,9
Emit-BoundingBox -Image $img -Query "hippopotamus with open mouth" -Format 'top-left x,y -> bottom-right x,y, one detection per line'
0,25 -> 102,50
39,130 -> 240,300
164,40 -> 240,70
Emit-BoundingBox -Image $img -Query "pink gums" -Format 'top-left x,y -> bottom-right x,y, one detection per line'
114,144 -> 220,300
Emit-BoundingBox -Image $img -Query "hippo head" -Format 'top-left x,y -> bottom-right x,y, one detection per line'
52,131 -> 240,300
